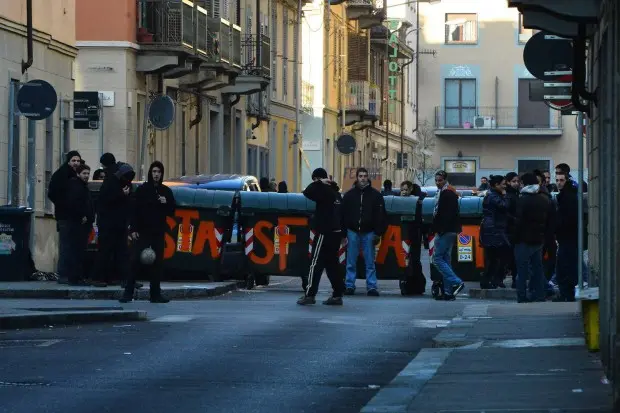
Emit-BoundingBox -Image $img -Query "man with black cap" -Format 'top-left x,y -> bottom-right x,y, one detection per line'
91,159 -> 136,287
120,161 -> 175,303
297,168 -> 346,306
48,150 -> 82,284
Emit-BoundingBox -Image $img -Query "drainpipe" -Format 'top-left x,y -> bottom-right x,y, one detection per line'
21,0 -> 33,73
256,0 -> 263,119
7,82 -> 15,204
381,24 -> 390,162
399,51 -> 414,166
292,0 -> 302,145
411,1 -> 419,136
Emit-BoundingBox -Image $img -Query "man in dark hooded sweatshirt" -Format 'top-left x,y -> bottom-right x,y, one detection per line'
47,150 -> 82,284
66,163 -> 95,284
92,160 -> 136,287
297,168 -> 346,306
120,161 -> 175,303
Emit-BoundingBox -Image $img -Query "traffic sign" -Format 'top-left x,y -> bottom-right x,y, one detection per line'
73,91 -> 100,129
17,79 -> 57,120
523,31 -> 573,81
545,74 -> 573,110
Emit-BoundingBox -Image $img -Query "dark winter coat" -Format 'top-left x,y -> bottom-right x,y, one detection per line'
513,185 -> 553,245
303,180 -> 344,235
504,185 -> 519,242
480,189 -> 511,248
432,186 -> 461,234
48,164 -> 77,220
66,177 -> 95,224
97,162 -> 136,231
342,182 -> 388,235
555,184 -> 579,243
130,161 -> 176,237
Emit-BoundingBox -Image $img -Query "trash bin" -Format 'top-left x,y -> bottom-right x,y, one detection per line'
424,196 -> 484,283
352,196 -> 419,287
162,187 -> 236,281
0,206 -> 34,281
239,191 -> 314,289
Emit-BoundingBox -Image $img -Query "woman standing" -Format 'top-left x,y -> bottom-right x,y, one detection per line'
504,172 -> 520,288
479,175 -> 511,289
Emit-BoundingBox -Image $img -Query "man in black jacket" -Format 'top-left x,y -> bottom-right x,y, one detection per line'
65,163 -> 94,285
92,161 -> 135,287
48,150 -> 82,284
297,168 -> 346,306
342,168 -> 387,296
554,171 -> 579,302
513,172 -> 553,303
120,161 -> 175,303
431,170 -> 464,300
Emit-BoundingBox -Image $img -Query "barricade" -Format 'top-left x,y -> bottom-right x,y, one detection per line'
351,196 -> 422,292
86,184 -> 236,281
238,191 -> 314,289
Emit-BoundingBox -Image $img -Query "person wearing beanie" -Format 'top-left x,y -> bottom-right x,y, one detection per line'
513,172 -> 553,302
47,149 -> 82,284
297,167 -> 346,306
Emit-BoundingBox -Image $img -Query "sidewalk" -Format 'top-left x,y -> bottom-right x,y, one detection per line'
0,280 -> 243,300
362,301 -> 613,413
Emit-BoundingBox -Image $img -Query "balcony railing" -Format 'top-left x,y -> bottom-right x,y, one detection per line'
301,81 -> 314,114
241,34 -> 271,77
137,0 -> 241,67
348,0 -> 376,7
247,92 -> 270,119
434,106 -> 563,131
345,80 -> 379,116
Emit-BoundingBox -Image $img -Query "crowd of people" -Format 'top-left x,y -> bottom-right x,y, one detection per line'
47,151 -> 175,304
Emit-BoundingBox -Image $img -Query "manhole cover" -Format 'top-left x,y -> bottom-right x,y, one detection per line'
0,339 -> 62,348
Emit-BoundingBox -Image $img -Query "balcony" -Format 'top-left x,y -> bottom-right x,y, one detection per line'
339,80 -> 380,127
370,26 -> 414,59
247,92 -> 270,121
433,106 -> 563,136
347,0 -> 383,26
220,34 -> 271,95
136,0 -> 241,88
301,81 -> 315,115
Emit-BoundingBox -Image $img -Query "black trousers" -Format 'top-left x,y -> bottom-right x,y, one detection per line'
482,246 -> 510,287
124,233 -> 164,297
543,238 -> 557,281
305,231 -> 345,298
94,228 -> 130,283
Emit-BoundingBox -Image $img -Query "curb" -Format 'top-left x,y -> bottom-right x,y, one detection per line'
432,304 -> 490,348
468,287 -> 516,300
0,310 -> 147,330
0,281 -> 244,300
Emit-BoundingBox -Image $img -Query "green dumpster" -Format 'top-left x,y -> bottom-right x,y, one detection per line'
239,191 -> 314,289
0,206 -> 34,281
353,196 -> 421,290
424,196 -> 484,283
162,187 -> 236,281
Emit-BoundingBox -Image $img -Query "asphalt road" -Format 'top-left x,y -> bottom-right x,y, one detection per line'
0,276 -> 469,413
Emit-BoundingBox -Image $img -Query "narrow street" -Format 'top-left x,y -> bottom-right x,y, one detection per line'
0,277 -> 468,413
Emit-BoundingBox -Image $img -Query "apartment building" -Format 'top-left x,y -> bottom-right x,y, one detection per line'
74,0 -> 304,190
301,0 -> 419,188
0,0 -> 77,271
417,0 -> 583,187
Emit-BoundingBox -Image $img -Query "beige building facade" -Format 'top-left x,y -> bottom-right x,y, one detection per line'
417,0 -> 584,187
0,0 -> 77,272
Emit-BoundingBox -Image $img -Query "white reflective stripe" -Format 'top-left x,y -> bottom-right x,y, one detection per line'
245,228 -> 254,240
306,234 -> 324,295
244,244 -> 253,255
402,240 -> 410,253
215,228 -> 223,242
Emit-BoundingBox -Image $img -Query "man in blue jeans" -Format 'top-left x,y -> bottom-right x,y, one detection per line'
513,172 -> 553,303
342,168 -> 387,296
431,170 -> 464,300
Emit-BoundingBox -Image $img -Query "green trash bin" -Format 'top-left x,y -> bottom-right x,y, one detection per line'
239,191 -> 314,289
424,196 -> 484,283
0,206 -> 34,281
353,196 -> 421,289
161,187 -> 236,281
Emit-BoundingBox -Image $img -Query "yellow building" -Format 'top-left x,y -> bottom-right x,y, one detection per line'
301,0 -> 419,188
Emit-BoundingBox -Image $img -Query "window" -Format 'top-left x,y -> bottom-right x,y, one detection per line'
259,147 -> 269,178
518,13 -> 539,44
445,13 -> 478,44
517,159 -> 550,175
444,78 -> 476,128
44,116 -> 54,213
247,144 -> 257,176
271,5 -> 277,95
517,79 -> 550,128
282,8 -> 288,98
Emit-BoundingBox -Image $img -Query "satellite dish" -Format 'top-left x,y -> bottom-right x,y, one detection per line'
148,95 -> 175,130
523,31 -> 573,81
336,134 -> 357,155
17,79 -> 58,120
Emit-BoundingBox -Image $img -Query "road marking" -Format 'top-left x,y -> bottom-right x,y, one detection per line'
487,337 -> 586,348
411,319 -> 452,328
360,348 -> 453,412
151,315 -> 196,323
0,339 -> 62,348
36,339 -> 63,347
